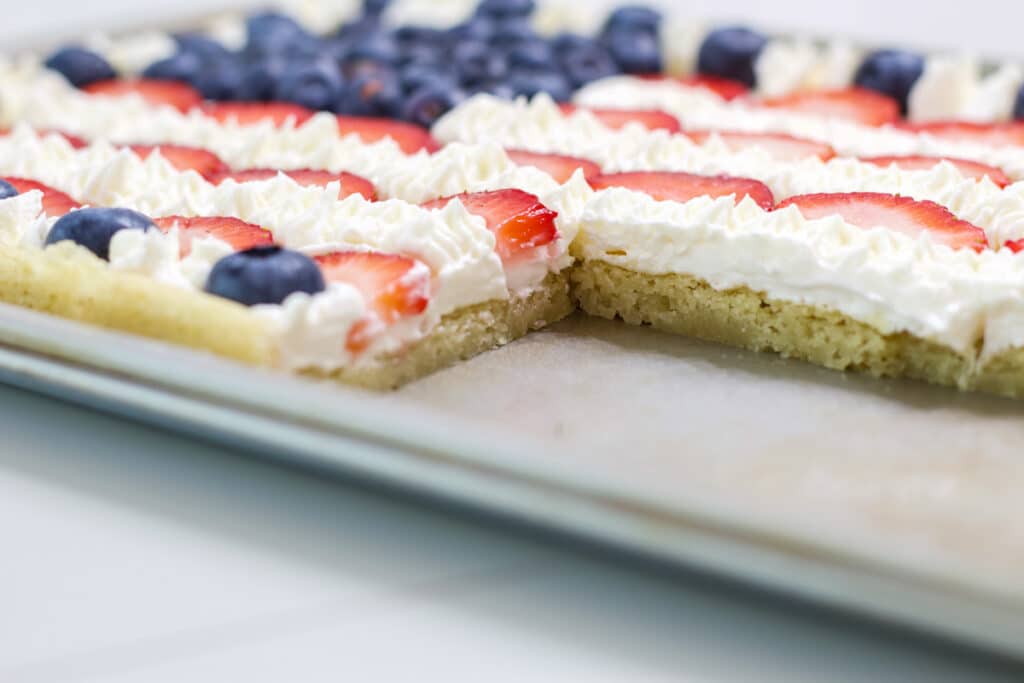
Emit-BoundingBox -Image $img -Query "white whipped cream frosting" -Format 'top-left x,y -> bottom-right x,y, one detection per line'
576,189 -> 1024,358
0,191 -> 51,248
571,77 -> 1024,178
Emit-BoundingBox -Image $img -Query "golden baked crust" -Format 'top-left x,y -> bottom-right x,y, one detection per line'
570,258 -> 1009,395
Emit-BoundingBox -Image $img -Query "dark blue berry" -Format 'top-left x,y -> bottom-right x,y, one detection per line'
44,207 -> 153,260
1014,83 -> 1024,120
506,41 -> 555,73
452,41 -> 505,87
335,16 -> 382,44
560,40 -> 619,88
244,12 -> 310,59
342,35 -> 400,77
335,70 -> 402,116
552,33 -> 591,55
696,27 -> 767,89
206,246 -> 325,306
192,58 -> 245,100
142,51 -> 203,83
397,43 -> 441,69
476,0 -> 536,20
400,63 -> 456,94
606,29 -> 662,74
44,47 -> 116,88
236,57 -> 288,101
401,84 -> 466,128
393,25 -> 445,50
174,33 -> 234,62
447,18 -> 496,43
506,71 -> 571,101
853,50 -> 925,115
274,60 -> 345,111
603,5 -> 661,34
0,180 -> 18,201
490,19 -> 537,51
363,0 -> 390,16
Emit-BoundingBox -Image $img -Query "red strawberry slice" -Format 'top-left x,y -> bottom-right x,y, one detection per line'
860,155 -> 1010,187
421,189 -> 559,262
558,103 -> 681,133
315,250 -> 431,353
2,177 -> 81,216
336,115 -> 440,154
506,149 -> 601,183
678,74 -> 749,101
200,101 -> 315,127
153,216 -> 274,256
761,88 -> 900,126
209,168 -> 377,200
82,79 -> 202,113
685,129 -> 836,161
895,120 -> 1024,147
589,171 -> 775,210
1004,238 -> 1024,252
777,192 -> 988,251
1,128 -> 87,148
127,144 -> 229,180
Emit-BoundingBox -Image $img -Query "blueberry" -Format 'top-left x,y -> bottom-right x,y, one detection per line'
244,12 -> 310,59
552,33 -> 592,55
853,50 -> 925,115
400,63 -> 456,94
237,57 -> 288,101
173,33 -> 233,62
274,60 -> 345,111
506,40 -> 555,73
452,41 -> 505,87
0,180 -> 17,200
602,5 -> 662,34
401,84 -> 466,128
335,15 -> 382,44
44,47 -> 116,88
606,29 -> 662,74
205,246 -> 325,306
560,40 -> 619,87
335,70 -> 402,116
696,27 -> 767,88
506,71 -> 571,101
490,19 -> 537,51
44,207 -> 153,260
397,43 -> 441,70
363,0 -> 390,16
142,51 -> 203,83
476,0 -> 536,20
393,25 -> 445,50
192,58 -> 245,100
342,35 -> 400,76
480,82 -> 516,99
1015,83 -> 1024,120
447,18 -> 496,43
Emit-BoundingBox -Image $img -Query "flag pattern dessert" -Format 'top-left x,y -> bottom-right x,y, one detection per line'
2,0 -> 1024,395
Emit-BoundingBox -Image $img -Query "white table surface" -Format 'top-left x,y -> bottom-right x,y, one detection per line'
5,1 -> 1024,680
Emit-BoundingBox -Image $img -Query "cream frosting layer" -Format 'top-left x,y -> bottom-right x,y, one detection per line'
435,93 -> 1024,245
573,77 -> 1024,177
575,189 -> 1024,358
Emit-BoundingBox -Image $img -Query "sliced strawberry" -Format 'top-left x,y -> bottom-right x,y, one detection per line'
678,74 -> 749,101
200,101 -> 315,127
336,115 -> 440,154
153,216 -> 273,256
315,250 -> 431,353
82,79 -> 202,113
1,128 -> 87,148
860,155 -> 1010,187
558,103 -> 681,133
686,130 -> 836,161
1004,238 -> 1024,253
421,189 -> 559,262
506,149 -> 601,183
895,120 -> 1024,147
2,177 -> 81,217
209,168 -> 377,200
777,192 -> 988,251
589,171 -> 775,210
127,144 -> 229,180
761,88 -> 900,127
